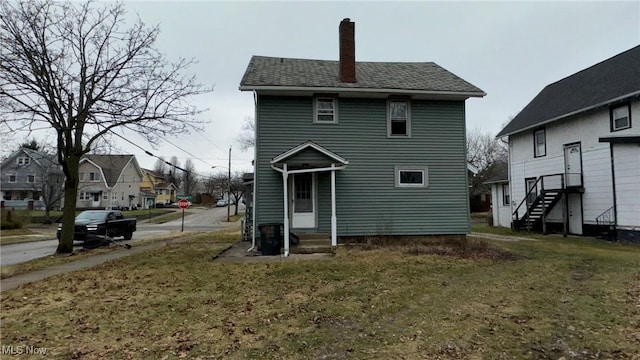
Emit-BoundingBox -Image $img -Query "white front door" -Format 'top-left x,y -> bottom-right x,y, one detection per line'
291,173 -> 315,228
568,193 -> 583,235
564,143 -> 582,187
92,193 -> 101,208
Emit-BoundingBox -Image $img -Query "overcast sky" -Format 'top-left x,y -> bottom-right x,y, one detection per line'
5,1 -> 640,177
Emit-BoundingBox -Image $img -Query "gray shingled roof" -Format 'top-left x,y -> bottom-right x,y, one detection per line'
240,56 -> 485,95
82,154 -> 137,187
497,45 -> 640,137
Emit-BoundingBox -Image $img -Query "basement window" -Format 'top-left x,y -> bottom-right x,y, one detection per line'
610,103 -> 631,131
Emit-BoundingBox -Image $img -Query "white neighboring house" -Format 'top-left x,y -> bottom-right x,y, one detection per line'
496,45 -> 639,241
77,154 -> 143,209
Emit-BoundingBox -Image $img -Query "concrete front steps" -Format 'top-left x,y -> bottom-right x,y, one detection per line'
289,233 -> 333,254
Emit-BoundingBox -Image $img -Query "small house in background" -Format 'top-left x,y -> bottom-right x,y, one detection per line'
240,18 -> 485,255
497,45 -> 639,241
77,154 -> 143,210
484,162 -> 510,228
141,169 -> 177,208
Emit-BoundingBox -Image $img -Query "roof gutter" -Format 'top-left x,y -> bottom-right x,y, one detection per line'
498,90 -> 640,138
239,85 -> 486,98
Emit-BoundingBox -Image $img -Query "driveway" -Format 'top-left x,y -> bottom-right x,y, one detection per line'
0,206 -> 241,266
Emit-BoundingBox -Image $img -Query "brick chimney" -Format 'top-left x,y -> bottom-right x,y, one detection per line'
339,18 -> 356,83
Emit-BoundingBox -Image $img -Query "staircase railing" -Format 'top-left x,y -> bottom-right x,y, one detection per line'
595,206 -> 615,226
512,173 -> 565,226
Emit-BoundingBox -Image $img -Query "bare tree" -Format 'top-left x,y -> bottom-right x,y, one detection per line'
181,159 -> 198,195
466,127 -> 508,202
203,173 -> 227,200
236,117 -> 255,151
0,1 -> 211,252
167,155 -> 182,190
228,175 -> 245,216
153,156 -> 167,175
31,161 -> 64,222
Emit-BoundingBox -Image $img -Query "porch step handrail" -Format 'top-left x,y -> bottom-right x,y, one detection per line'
595,206 -> 615,226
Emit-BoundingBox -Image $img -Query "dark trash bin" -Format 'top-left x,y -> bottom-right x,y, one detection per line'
259,223 -> 283,255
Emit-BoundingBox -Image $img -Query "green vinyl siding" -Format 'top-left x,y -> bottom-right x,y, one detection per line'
255,95 -> 471,237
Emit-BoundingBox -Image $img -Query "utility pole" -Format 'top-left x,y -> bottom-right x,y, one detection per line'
227,146 -> 231,222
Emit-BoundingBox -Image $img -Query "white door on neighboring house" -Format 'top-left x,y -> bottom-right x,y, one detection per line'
568,193 -> 583,235
291,173 -> 316,228
525,178 -> 538,205
564,143 -> 582,187
92,193 -> 101,208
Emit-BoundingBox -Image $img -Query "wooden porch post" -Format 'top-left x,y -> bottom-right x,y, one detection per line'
331,163 -> 337,247
282,163 -> 290,256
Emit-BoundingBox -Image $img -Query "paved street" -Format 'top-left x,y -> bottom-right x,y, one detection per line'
0,205 -> 242,266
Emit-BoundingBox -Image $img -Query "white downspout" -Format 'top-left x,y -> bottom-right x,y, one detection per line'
331,163 -> 337,248
282,163 -> 290,257
248,90 -> 258,252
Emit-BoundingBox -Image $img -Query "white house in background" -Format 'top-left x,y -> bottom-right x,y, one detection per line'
496,45 -> 639,241
484,162 -> 511,228
77,154 -> 144,209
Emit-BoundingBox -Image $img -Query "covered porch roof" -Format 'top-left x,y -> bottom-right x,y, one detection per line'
271,141 -> 349,170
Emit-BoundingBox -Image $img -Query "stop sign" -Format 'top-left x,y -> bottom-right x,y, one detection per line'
178,199 -> 189,209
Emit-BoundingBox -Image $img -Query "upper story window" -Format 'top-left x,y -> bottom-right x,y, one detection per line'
534,128 -> 546,157
314,97 -> 337,123
610,103 -> 631,131
8,173 -> 17,183
394,165 -> 428,188
79,173 -> 85,181
89,172 -> 101,181
388,100 -> 411,137
27,174 -> 35,183
17,157 -> 30,165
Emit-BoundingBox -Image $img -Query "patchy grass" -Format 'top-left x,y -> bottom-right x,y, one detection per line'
0,232 -> 185,279
1,234 -> 639,359
0,225 -> 58,245
229,211 -> 245,222
472,222 -> 525,236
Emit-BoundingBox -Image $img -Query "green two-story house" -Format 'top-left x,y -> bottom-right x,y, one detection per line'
239,19 -> 485,256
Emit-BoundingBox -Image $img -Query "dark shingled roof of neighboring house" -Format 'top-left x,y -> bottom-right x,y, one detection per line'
497,45 -> 640,137
82,154 -> 137,187
240,56 -> 485,96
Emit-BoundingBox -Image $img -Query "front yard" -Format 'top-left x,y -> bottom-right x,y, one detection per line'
1,232 -> 639,359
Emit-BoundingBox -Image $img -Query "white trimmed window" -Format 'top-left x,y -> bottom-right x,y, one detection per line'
103,193 -> 108,200
8,173 -> 16,183
27,174 -> 35,183
17,157 -> 30,165
89,172 -> 100,181
79,192 -> 88,200
314,97 -> 337,123
112,193 -> 117,200
394,165 -> 428,188
502,183 -> 510,206
534,128 -> 546,157
388,99 -> 411,137
79,173 -> 85,181
611,104 -> 631,131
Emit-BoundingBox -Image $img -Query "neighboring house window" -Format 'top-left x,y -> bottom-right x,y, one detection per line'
79,173 -> 84,181
103,194 -> 108,200
388,99 -> 411,137
79,192 -> 87,200
89,172 -> 101,181
17,157 -> 30,165
8,173 -> 16,183
314,97 -> 337,123
502,184 -> 510,206
27,174 -> 35,183
610,103 -> 631,131
112,193 -> 117,200
394,165 -> 428,188
533,128 -> 546,157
